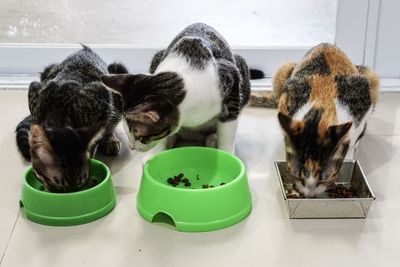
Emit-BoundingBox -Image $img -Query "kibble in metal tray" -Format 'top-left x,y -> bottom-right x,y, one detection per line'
275,161 -> 375,219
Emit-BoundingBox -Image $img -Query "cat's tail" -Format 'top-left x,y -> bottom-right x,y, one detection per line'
107,62 -> 129,74
248,62 -> 297,108
356,65 -> 379,109
247,68 -> 278,108
249,69 -> 264,80
16,116 -> 32,161
248,91 -> 277,108
248,69 -> 277,108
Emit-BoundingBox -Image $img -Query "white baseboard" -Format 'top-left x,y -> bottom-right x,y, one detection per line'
0,74 -> 399,92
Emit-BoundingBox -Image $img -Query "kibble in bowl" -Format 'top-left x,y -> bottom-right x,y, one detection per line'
137,147 -> 252,232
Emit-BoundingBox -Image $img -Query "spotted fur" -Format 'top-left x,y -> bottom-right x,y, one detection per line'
275,43 -> 379,197
102,23 -> 250,154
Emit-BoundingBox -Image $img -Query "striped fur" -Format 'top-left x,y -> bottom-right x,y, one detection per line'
15,45 -> 126,192
15,116 -> 32,161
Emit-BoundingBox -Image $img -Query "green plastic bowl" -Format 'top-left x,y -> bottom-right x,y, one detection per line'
137,147 -> 252,232
20,159 -> 116,226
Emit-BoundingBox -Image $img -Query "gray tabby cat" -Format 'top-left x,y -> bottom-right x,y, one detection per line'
15,45 -> 127,192
102,23 -> 251,158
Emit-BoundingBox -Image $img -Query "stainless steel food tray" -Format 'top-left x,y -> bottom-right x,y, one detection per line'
275,161 -> 375,219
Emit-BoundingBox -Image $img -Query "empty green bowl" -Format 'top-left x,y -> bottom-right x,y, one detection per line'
20,159 -> 116,226
137,147 -> 252,232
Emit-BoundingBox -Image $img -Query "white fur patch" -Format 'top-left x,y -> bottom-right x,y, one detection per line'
155,53 -> 222,128
335,100 -> 353,124
217,119 -> 238,153
293,101 -> 314,120
122,118 -> 136,149
335,100 -> 372,152
295,179 -> 327,198
306,175 -> 318,187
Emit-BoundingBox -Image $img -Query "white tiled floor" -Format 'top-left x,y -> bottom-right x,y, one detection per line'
1,90 -> 400,267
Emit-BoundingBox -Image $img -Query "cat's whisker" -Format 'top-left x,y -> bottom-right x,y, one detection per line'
274,43 -> 378,198
16,45 -> 123,192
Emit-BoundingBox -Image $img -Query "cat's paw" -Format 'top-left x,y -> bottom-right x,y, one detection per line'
141,153 -> 155,167
205,133 -> 218,148
98,136 -> 121,156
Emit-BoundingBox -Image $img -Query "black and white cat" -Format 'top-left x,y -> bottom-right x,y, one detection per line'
15,45 -> 127,192
102,23 -> 251,158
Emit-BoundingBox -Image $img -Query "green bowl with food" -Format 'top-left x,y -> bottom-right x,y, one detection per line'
20,158 -> 116,226
137,147 -> 252,232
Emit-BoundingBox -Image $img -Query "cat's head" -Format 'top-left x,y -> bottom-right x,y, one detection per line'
101,72 -> 185,152
29,124 -> 99,192
278,110 -> 352,197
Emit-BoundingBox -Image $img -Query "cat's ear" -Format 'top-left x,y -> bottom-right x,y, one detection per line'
29,124 -> 49,148
127,111 -> 160,124
101,74 -> 130,94
327,122 -> 352,141
29,124 -> 54,166
28,82 -> 42,114
278,112 -> 304,135
127,102 -> 160,124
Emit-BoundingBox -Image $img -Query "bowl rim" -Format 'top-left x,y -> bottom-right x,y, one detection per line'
23,158 -> 111,196
143,147 -> 246,191
274,160 -> 376,201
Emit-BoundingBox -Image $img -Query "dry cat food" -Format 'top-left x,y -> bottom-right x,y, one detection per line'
166,173 -> 225,189
286,183 -> 357,199
326,184 -> 356,198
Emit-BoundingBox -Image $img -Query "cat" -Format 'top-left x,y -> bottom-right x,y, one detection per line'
101,23 -> 251,159
251,43 -> 378,197
15,45 -> 127,192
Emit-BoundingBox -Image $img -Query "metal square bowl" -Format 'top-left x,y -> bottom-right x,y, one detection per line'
275,161 -> 375,219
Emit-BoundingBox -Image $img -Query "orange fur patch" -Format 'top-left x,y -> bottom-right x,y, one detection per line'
273,62 -> 297,99
278,93 -> 289,114
291,120 -> 305,135
277,43 -> 379,140
308,75 -> 338,138
305,159 -> 321,177
321,45 -> 358,75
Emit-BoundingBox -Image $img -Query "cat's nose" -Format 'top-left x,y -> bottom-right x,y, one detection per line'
303,190 -> 317,198
303,185 -> 327,198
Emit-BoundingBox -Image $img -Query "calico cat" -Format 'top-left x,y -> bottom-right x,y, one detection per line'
15,45 -> 127,192
254,43 -> 379,197
101,23 -> 251,157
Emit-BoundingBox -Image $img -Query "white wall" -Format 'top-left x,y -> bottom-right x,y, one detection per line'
374,0 -> 400,78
